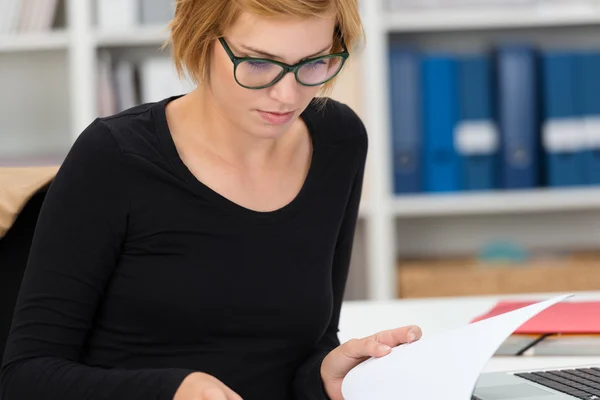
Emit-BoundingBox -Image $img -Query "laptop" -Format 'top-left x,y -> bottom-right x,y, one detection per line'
472,364 -> 600,400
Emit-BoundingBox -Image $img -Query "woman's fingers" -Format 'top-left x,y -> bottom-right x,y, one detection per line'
200,384 -> 242,400
202,387 -> 228,400
324,325 -> 424,383
372,325 -> 423,348
340,325 -> 423,361
340,337 -> 392,361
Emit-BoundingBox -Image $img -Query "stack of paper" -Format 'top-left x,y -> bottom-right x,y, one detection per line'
341,294 -> 573,400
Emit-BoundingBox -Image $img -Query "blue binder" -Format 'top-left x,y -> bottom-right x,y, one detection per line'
421,54 -> 460,193
580,51 -> 600,185
389,44 -> 422,194
541,51 -> 586,187
496,45 -> 541,189
457,54 -> 498,191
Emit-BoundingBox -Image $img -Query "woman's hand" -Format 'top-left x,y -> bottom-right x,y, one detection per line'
320,325 -> 422,400
173,372 -> 243,400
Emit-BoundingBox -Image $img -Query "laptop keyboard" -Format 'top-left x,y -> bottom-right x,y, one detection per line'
514,367 -> 600,399
472,367 -> 600,400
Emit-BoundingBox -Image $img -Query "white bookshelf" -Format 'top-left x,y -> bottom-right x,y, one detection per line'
0,30 -> 69,52
94,25 -> 169,47
359,0 -> 600,301
391,187 -> 600,217
3,0 -> 600,301
384,3 -> 600,32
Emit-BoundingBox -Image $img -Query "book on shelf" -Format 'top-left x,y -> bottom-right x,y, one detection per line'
113,60 -> 137,112
0,0 -> 60,35
97,50 -> 117,117
96,54 -> 196,117
0,0 -> 21,35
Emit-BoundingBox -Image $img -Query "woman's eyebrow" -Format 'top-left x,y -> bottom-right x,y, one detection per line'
239,43 -> 333,60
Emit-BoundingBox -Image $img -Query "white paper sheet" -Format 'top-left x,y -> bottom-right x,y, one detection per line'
341,293 -> 573,400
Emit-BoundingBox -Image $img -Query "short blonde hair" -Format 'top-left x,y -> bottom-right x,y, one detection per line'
166,0 -> 364,96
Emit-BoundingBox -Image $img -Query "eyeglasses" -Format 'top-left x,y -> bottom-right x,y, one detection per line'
219,37 -> 349,90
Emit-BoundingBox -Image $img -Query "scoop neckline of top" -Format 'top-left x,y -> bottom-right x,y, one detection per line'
152,94 -> 322,223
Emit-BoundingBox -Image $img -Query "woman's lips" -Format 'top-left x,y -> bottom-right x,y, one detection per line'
257,110 -> 295,125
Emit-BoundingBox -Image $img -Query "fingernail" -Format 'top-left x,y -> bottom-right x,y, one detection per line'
378,344 -> 391,352
408,329 -> 417,343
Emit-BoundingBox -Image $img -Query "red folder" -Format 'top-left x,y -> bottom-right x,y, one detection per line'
471,301 -> 600,334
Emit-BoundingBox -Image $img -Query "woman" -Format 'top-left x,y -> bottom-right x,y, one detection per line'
0,0 -> 421,399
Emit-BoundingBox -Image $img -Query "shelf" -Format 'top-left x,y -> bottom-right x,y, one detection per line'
385,4 -> 600,32
94,25 -> 170,47
0,30 -> 69,53
0,153 -> 66,167
392,187 -> 600,217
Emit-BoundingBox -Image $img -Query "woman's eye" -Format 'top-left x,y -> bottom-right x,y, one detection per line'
306,60 -> 327,69
247,61 -> 270,69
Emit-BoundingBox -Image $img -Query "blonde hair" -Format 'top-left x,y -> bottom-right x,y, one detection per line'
165,0 -> 364,97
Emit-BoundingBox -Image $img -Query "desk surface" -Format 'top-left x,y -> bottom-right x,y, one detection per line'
338,290 -> 600,373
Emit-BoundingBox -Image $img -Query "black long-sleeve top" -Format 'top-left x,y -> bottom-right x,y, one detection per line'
1,96 -> 368,400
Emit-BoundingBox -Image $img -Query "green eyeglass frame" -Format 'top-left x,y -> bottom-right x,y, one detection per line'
218,37 -> 350,90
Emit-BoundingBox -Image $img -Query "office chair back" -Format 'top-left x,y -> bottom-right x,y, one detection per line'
0,186 -> 48,362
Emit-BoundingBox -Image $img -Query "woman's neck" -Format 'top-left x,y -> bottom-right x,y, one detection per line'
165,87 -> 309,174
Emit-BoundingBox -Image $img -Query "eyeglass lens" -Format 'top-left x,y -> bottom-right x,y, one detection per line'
235,56 -> 344,88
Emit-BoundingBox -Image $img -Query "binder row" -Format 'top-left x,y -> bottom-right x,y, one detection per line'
389,44 -> 600,195
0,0 -> 60,35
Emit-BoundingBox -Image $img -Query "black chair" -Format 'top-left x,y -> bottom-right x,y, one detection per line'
0,184 -> 49,362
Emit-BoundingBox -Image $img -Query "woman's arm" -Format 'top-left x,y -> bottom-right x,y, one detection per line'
0,120 -> 194,400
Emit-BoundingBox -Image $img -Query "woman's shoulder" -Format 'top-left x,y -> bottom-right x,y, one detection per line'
74,97 -> 173,161
50,99 -> 173,201
306,97 -> 368,150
